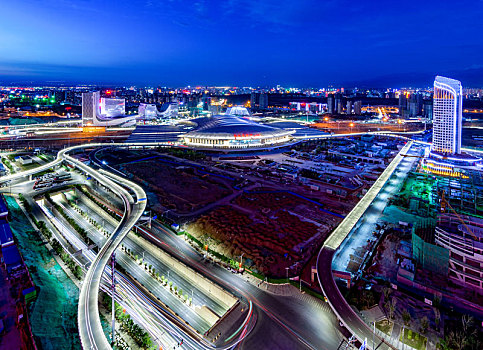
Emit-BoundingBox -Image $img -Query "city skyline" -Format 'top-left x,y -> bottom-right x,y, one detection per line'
1,0 -> 483,87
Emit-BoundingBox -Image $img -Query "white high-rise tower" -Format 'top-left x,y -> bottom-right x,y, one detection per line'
431,76 -> 463,155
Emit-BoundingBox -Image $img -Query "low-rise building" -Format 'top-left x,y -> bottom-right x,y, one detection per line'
435,214 -> 483,293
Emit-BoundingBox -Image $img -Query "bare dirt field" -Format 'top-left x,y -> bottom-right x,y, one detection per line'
120,159 -> 233,214
187,190 -> 343,277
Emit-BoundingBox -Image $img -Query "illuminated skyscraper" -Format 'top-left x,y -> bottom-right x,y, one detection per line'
431,76 -> 463,155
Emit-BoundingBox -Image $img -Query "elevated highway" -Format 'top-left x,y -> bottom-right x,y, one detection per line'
316,141 -> 413,350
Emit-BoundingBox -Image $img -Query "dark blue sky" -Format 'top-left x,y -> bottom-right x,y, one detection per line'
1,0 -> 482,87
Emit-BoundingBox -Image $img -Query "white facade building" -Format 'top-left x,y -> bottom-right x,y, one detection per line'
82,91 -> 135,127
431,76 -> 463,155
81,91 -> 99,126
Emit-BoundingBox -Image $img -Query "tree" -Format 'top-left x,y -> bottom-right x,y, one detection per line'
178,288 -> 182,296
386,297 -> 397,320
420,316 -> 429,334
402,310 -> 411,326
383,287 -> 391,301
434,309 -> 441,331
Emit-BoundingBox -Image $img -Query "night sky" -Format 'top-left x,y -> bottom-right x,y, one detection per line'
1,0 -> 482,87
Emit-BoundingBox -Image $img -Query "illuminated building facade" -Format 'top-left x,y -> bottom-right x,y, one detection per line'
431,76 -> 462,155
81,91 -> 135,127
422,76 -> 481,177
99,98 -> 125,117
181,115 -> 294,150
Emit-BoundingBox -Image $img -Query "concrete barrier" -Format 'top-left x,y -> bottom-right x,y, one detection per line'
129,232 -> 237,310
75,187 -> 238,310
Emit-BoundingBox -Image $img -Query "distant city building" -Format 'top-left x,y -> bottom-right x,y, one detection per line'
408,93 -> 422,118
225,106 -> 251,117
335,94 -> 342,114
346,101 -> 352,115
289,102 -> 323,113
398,94 -> 407,117
423,99 -> 433,120
327,95 -> 334,114
259,93 -> 268,109
431,76 -> 463,155
138,103 -> 159,119
250,92 -> 258,109
354,100 -> 362,115
337,99 -> 343,114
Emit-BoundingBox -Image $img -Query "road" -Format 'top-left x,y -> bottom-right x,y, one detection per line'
316,141 -> 416,350
0,135 -> 442,350
58,192 -> 226,333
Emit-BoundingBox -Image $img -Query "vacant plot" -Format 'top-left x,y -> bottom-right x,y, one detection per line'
188,201 -> 335,277
121,159 -> 233,214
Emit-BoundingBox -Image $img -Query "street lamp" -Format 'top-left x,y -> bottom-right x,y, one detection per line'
239,253 -> 244,271
285,267 -> 289,283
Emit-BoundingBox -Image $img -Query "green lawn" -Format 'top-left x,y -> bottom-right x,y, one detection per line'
375,319 -> 393,336
400,327 -> 427,350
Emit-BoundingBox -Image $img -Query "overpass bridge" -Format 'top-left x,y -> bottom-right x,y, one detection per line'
316,141 -> 413,350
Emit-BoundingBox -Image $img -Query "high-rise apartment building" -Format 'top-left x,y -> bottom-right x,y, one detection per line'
431,76 -> 463,155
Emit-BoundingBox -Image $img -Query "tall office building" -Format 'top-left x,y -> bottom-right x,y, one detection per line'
431,76 -> 463,155
82,91 -> 100,126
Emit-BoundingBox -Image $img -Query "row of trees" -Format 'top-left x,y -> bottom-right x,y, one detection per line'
69,201 -> 110,238
120,245 -> 193,306
101,293 -> 154,349
50,238 -> 82,279
75,185 -> 119,220
45,193 -> 94,246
